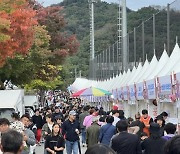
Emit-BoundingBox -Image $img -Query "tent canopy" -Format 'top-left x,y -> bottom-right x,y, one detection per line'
0,90 -> 23,109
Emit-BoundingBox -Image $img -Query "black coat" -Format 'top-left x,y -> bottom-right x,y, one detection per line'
32,115 -> 43,129
111,132 -> 142,154
141,137 -> 166,154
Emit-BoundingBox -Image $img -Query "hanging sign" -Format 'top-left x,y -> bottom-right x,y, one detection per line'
175,72 -> 180,98
123,86 -> 129,100
129,84 -> 136,101
136,82 -> 144,100
158,75 -> 172,102
146,79 -> 156,99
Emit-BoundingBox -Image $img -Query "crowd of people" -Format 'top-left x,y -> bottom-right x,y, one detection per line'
0,90 -> 180,154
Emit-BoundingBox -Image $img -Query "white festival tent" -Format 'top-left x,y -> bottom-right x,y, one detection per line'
173,60 -> 180,73
70,78 -> 92,92
133,59 -> 149,84
112,71 -> 126,90
155,43 -> 180,118
106,77 -> 114,91
123,60 -> 149,117
147,49 -> 169,80
122,66 -> 136,86
120,69 -> 132,87
128,62 -> 143,85
71,43 -> 180,120
107,74 -> 120,91
158,43 -> 180,77
138,54 -> 158,82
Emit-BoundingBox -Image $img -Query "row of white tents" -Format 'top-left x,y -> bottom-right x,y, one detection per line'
71,43 -> 180,123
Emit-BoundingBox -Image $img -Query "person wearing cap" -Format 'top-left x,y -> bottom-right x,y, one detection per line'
62,110 -> 80,154
141,122 -> 167,154
154,115 -> 165,136
86,116 -> 100,148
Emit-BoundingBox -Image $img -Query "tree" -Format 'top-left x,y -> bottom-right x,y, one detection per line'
0,0 -> 26,42
0,16 -> 10,42
36,5 -> 79,64
0,0 -> 37,66
0,25 -> 51,86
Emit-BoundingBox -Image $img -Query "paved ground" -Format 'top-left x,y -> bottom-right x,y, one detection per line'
35,141 -> 87,154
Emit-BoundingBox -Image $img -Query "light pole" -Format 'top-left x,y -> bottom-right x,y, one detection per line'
89,0 -> 98,79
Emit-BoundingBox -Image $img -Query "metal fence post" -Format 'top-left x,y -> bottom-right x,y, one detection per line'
153,14 -> 156,51
112,43 -> 115,77
167,3 -> 170,56
142,21 -> 145,63
134,27 -> 136,67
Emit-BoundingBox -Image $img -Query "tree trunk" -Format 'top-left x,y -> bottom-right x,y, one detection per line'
39,89 -> 46,107
0,80 -> 5,90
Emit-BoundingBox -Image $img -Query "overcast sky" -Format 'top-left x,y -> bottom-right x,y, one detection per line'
37,0 -> 175,10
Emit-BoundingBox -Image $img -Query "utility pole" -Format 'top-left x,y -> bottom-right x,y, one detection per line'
122,0 -> 128,71
89,0 -> 95,60
118,0 -> 127,72
89,0 -> 97,79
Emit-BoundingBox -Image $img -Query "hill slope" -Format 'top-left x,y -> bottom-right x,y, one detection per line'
57,0 -> 180,86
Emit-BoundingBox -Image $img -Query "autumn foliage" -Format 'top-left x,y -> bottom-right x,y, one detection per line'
0,0 -> 37,66
37,6 -> 79,63
0,0 -> 80,90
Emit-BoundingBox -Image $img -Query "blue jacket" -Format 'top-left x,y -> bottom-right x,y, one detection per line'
99,123 -> 116,145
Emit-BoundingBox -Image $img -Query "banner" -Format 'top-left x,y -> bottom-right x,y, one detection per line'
175,72 -> 180,98
123,86 -> 129,100
112,89 -> 118,100
136,82 -> 144,100
158,75 -> 172,102
129,84 -> 136,101
146,79 -> 156,99
118,87 -> 123,101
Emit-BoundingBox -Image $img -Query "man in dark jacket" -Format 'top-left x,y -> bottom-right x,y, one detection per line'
62,110 -> 80,154
141,123 -> 166,154
111,120 -> 142,154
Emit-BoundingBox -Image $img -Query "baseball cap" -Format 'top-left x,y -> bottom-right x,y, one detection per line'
69,110 -> 77,116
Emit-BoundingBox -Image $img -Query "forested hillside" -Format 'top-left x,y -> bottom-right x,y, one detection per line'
57,0 -> 180,86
